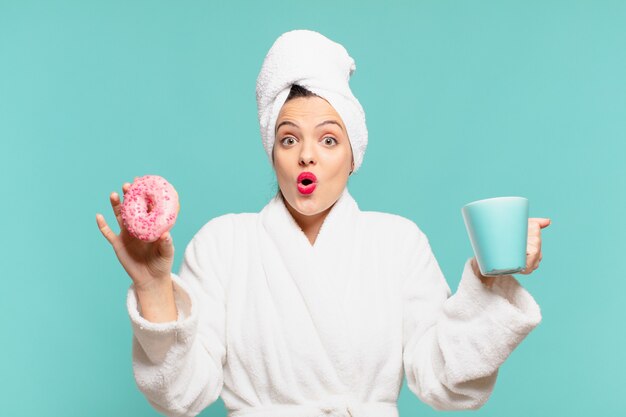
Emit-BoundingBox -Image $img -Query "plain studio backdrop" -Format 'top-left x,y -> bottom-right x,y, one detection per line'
1,1 -> 624,416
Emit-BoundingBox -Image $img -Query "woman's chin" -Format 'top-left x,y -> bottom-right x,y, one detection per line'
285,194 -> 326,217
293,200 -> 320,216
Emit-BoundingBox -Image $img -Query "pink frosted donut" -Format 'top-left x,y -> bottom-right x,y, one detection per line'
121,175 -> 180,242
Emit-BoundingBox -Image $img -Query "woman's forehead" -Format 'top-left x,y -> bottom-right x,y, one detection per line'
276,96 -> 345,129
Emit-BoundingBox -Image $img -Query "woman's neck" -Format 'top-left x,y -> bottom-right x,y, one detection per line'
282,196 -> 333,246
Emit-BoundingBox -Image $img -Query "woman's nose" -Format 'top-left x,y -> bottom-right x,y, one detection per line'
298,141 -> 316,166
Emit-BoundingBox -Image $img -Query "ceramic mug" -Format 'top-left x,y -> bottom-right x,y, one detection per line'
462,197 -> 528,276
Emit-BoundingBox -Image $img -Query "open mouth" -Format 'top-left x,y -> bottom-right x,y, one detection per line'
297,172 -> 317,195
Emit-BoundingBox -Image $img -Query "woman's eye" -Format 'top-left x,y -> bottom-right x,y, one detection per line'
281,137 -> 296,145
323,137 -> 337,146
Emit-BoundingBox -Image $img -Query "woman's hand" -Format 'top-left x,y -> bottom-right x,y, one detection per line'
518,217 -> 551,275
96,181 -> 175,291
472,217 -> 551,287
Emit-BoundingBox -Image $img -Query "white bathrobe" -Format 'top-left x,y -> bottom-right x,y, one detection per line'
126,187 -> 542,417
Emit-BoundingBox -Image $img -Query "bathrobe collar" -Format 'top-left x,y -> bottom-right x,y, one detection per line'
259,187 -> 361,293
258,187 -> 363,384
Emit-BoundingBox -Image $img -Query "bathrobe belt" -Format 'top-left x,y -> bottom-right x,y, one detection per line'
229,399 -> 398,417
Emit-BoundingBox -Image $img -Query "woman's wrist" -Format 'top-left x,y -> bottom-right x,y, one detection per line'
134,273 -> 172,293
134,275 -> 178,323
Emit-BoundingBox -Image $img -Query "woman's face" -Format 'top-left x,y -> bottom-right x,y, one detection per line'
273,96 -> 354,219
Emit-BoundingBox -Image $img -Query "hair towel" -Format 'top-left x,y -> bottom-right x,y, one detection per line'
256,29 -> 368,173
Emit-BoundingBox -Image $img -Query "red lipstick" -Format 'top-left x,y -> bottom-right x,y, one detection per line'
297,172 -> 317,195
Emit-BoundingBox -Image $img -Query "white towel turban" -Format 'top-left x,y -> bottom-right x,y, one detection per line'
256,29 -> 368,173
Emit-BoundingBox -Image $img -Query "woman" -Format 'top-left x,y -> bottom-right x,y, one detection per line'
96,30 -> 550,417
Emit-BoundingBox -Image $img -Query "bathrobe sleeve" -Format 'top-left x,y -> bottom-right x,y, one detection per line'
126,215 -> 233,417
401,222 -> 542,410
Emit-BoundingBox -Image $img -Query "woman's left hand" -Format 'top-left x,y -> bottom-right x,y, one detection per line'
518,217 -> 551,275
472,217 -> 551,287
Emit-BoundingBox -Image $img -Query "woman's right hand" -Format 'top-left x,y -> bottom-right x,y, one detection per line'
96,181 -> 175,291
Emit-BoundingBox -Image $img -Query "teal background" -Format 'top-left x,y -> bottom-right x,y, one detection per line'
1,0 -> 624,416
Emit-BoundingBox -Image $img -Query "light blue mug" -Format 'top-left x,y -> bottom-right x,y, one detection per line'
462,197 -> 529,276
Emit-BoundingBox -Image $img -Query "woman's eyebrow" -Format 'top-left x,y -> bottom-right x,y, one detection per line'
275,120 -> 344,134
316,120 -> 344,132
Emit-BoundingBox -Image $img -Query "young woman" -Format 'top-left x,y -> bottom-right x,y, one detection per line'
97,30 -> 550,417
